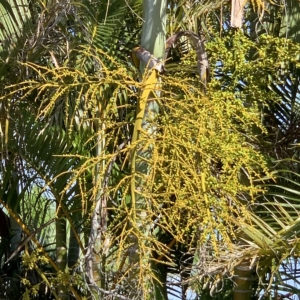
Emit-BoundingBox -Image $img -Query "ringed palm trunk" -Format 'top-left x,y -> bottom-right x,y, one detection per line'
67,224 -> 79,269
233,262 -> 254,300
85,105 -> 107,297
56,205 -> 68,300
129,0 -> 167,299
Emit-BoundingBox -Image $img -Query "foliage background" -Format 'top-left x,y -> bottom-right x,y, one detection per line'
1,0 -> 300,299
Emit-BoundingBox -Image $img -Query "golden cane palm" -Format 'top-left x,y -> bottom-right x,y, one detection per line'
165,1 -> 300,299
2,1 -> 300,300
0,0 -> 143,299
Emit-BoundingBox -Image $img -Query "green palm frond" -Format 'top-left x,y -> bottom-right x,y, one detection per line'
235,159 -> 300,297
253,0 -> 300,42
0,0 -> 31,53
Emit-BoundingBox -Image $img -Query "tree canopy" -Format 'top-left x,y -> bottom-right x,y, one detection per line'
1,1 -> 300,300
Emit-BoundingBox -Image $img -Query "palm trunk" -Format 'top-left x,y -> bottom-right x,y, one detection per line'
9,213 -> 22,254
233,261 -> 254,300
85,107 -> 107,297
6,167 -> 22,298
67,226 -> 79,268
140,0 -> 166,61
129,0 -> 167,298
56,206 -> 68,300
8,215 -> 22,297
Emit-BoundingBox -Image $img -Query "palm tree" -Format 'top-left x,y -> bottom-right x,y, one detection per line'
162,1 -> 300,299
2,1 -> 300,300
0,0 -> 142,299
